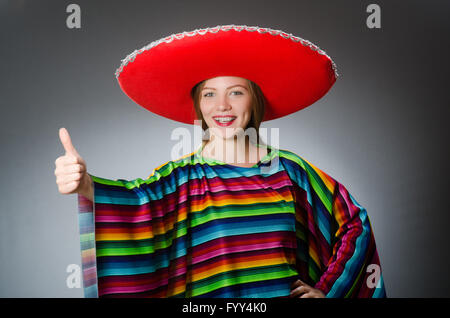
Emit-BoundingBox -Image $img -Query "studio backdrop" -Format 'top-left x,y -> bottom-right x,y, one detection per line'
0,0 -> 449,297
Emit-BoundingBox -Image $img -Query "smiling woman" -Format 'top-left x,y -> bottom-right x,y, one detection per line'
191,77 -> 265,134
56,24 -> 386,298
191,76 -> 268,167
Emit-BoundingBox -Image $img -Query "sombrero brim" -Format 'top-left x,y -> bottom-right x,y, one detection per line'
115,25 -> 338,124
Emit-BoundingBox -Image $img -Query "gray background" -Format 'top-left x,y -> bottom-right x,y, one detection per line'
1,0 -> 449,297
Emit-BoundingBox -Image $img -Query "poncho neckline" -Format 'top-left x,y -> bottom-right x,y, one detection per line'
194,142 -> 277,169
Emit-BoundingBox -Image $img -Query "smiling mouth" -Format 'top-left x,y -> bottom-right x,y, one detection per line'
213,116 -> 236,126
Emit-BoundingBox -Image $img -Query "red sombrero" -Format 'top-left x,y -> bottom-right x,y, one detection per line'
115,24 -> 338,124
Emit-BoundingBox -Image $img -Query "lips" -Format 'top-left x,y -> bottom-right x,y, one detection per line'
213,116 -> 236,127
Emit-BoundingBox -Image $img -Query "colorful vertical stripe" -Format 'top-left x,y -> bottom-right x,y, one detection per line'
77,145 -> 386,298
78,194 -> 98,298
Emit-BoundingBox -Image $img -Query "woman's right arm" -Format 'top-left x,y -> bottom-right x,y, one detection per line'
55,128 -> 93,202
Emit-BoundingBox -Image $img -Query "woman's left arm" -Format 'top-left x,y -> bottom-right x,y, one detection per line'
312,181 -> 386,298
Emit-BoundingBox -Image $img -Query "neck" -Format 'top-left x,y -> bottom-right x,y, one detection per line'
202,134 -> 262,165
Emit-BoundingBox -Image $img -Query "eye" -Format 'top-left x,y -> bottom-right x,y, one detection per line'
231,91 -> 243,95
203,92 -> 214,97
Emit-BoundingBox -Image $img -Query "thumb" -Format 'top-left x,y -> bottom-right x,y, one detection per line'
59,127 -> 80,157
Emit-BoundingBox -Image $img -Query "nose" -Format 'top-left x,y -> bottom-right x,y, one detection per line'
216,94 -> 232,111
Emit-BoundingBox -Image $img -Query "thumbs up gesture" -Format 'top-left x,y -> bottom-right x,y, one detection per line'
55,128 -> 93,201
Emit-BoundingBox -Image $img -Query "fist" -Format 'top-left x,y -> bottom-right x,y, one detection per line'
54,128 -> 90,195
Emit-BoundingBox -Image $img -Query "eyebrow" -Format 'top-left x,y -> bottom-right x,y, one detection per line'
202,84 -> 248,91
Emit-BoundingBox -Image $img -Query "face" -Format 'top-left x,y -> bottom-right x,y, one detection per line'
200,76 -> 252,140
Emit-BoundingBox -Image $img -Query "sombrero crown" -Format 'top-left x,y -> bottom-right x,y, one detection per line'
115,24 -> 338,124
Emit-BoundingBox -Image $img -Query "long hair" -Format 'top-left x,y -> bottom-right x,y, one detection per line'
190,78 -> 266,147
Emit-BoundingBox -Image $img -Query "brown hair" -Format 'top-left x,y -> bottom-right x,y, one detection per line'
190,78 -> 266,145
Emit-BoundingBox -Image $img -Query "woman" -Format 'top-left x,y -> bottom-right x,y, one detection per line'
55,25 -> 386,298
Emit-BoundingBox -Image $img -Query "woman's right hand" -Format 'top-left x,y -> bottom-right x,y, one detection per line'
55,128 -> 93,201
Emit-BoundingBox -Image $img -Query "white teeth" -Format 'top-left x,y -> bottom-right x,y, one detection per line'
214,117 -> 236,123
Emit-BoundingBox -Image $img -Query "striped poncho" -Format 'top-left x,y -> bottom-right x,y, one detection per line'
77,145 -> 386,298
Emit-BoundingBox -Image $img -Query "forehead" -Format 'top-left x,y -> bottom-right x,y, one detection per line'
203,76 -> 248,87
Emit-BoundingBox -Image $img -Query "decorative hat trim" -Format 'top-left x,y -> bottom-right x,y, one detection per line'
115,24 -> 339,79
